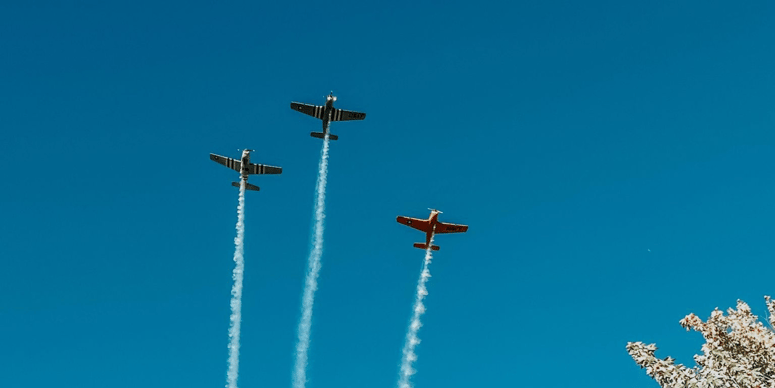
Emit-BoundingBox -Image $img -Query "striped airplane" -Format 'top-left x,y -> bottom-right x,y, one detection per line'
290,92 -> 366,140
209,149 -> 282,192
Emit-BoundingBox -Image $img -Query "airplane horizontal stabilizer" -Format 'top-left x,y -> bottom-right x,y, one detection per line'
231,182 -> 260,191
413,243 -> 440,251
311,132 -> 338,141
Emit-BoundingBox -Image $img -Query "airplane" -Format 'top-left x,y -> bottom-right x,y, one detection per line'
290,92 -> 366,140
396,209 -> 468,251
209,149 -> 282,192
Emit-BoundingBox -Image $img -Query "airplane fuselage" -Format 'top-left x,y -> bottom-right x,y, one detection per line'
240,151 -> 251,180
321,96 -> 335,133
425,211 -> 440,245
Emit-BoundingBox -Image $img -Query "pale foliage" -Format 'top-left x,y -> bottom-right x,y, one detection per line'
627,296 -> 775,388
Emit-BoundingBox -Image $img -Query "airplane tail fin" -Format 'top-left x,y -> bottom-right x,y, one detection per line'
232,182 -> 260,191
413,243 -> 440,251
311,132 -> 338,141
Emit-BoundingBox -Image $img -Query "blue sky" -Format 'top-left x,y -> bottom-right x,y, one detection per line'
1,1 -> 774,387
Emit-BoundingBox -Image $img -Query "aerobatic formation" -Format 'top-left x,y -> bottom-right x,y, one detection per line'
209,93 -> 467,388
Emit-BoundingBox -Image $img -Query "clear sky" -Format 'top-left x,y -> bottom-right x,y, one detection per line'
1,1 -> 774,387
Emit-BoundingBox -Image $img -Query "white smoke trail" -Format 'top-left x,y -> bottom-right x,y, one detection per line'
293,134 -> 332,388
397,232 -> 436,388
226,179 -> 247,388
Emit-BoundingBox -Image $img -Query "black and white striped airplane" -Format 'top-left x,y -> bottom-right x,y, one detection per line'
209,149 -> 282,192
290,93 -> 366,140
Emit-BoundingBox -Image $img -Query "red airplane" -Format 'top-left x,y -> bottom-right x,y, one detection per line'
396,209 -> 468,251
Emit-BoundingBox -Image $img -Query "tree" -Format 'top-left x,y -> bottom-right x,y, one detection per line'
627,296 -> 775,388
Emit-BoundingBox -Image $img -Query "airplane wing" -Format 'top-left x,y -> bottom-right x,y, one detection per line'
396,216 -> 431,232
291,102 -> 326,120
331,108 -> 366,121
246,163 -> 282,175
210,153 -> 241,172
435,222 -> 469,234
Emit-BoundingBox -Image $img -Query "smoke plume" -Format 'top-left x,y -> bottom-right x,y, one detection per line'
397,233 -> 436,388
226,179 -> 247,388
293,135 -> 332,388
